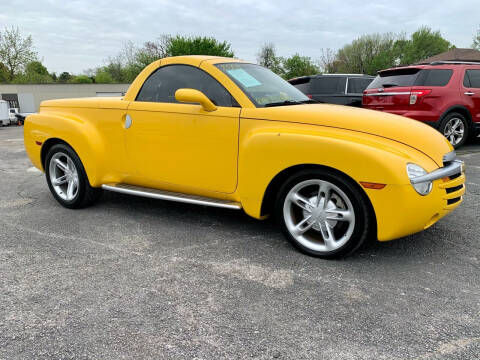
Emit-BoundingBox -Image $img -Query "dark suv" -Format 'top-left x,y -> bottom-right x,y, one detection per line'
289,74 -> 374,107
363,61 -> 480,148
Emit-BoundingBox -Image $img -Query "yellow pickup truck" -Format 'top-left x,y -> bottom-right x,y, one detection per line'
24,56 -> 465,258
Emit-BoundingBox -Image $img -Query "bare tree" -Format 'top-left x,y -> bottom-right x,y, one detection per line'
473,26 -> 480,50
257,43 -> 283,75
144,35 -> 171,59
319,48 -> 339,73
0,26 -> 37,80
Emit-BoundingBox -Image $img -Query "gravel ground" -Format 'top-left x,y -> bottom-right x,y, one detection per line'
0,125 -> 479,360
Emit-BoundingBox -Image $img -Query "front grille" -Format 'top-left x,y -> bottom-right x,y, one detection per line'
440,151 -> 464,208
446,184 -> 463,194
447,197 -> 461,205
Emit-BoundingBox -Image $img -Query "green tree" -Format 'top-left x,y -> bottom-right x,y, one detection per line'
96,35 -> 233,84
26,61 -> 49,75
58,72 -> 72,83
166,35 -> 234,57
257,43 -> 283,75
281,54 -> 319,79
473,26 -> 480,50
95,69 -> 114,83
399,26 -> 452,65
335,33 -> 400,75
13,60 -> 53,83
70,75 -> 93,83
0,63 -> 10,82
100,59 -> 126,82
0,26 -> 37,80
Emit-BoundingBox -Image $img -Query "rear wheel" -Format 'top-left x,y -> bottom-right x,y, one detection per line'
45,144 -> 102,208
275,169 -> 374,259
439,112 -> 469,148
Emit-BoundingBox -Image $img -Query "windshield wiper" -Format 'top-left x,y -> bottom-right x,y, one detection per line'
264,100 -> 301,107
299,99 -> 318,104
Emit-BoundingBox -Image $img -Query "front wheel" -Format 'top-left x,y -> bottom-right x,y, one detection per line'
275,169 -> 374,259
45,144 -> 102,209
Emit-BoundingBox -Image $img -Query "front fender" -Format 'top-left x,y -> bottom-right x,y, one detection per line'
237,119 -> 438,221
24,111 -> 106,187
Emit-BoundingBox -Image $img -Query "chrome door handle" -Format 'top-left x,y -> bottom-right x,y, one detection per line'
125,114 -> 132,129
464,92 -> 475,96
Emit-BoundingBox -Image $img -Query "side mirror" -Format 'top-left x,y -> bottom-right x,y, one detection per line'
175,88 -> 217,112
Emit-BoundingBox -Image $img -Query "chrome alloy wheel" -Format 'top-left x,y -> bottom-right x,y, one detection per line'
48,152 -> 79,201
443,117 -> 465,146
283,179 -> 356,252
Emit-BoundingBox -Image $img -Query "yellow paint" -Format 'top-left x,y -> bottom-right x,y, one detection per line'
24,55 -> 465,242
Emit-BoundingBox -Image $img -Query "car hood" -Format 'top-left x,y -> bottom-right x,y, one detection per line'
241,104 -> 452,166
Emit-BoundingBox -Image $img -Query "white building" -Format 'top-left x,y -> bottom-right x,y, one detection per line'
0,83 -> 130,112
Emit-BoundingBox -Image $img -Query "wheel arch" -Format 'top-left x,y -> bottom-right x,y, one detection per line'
439,106 -> 473,127
41,138 -> 98,187
260,164 -> 377,232
41,138 -> 71,170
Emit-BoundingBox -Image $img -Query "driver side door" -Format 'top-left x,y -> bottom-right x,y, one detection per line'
125,64 -> 241,194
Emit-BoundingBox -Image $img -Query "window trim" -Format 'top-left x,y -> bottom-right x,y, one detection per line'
135,63 -> 240,107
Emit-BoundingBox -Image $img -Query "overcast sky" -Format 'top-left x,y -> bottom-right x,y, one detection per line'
1,0 -> 478,74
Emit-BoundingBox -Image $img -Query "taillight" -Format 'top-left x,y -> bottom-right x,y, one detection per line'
307,94 -> 313,99
410,89 -> 431,105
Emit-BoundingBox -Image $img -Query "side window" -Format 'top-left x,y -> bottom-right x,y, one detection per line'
136,65 -> 237,107
416,69 -> 453,86
347,78 -> 373,93
464,70 -> 480,88
311,77 -> 346,94
463,72 -> 471,87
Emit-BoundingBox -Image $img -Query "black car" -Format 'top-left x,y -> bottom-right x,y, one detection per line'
289,74 -> 374,107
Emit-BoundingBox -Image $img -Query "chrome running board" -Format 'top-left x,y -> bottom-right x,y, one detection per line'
101,183 -> 242,210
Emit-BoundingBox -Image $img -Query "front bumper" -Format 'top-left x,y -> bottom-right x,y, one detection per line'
410,159 -> 464,185
366,152 -> 466,241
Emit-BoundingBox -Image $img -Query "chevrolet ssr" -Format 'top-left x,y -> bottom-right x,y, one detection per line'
24,56 -> 466,258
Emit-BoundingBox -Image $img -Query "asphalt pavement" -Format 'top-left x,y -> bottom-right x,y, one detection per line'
0,125 -> 479,359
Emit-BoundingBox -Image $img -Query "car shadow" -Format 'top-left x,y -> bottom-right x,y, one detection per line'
96,190 -> 452,264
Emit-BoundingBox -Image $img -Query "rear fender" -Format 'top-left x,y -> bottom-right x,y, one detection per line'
24,112 -> 106,186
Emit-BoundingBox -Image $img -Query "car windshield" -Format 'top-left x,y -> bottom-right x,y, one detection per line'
216,63 -> 309,107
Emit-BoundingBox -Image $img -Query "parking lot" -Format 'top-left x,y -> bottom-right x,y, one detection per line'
0,125 -> 479,359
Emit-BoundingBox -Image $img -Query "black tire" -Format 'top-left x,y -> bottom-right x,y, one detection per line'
275,169 -> 374,259
438,112 -> 469,149
45,143 -> 102,209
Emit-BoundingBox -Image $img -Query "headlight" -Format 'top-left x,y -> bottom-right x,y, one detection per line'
406,163 -> 432,196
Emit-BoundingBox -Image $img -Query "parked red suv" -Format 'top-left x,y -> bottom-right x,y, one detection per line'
363,61 -> 480,148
